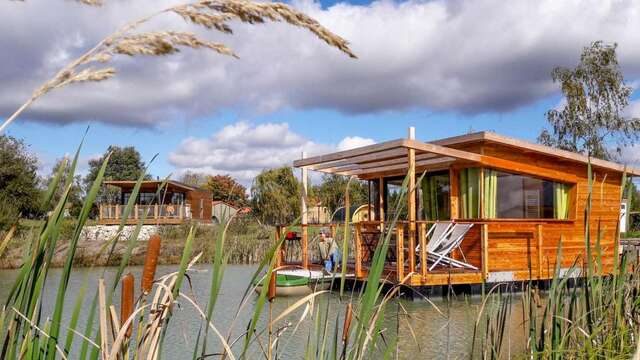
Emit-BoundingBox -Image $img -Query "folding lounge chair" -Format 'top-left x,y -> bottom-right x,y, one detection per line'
415,221 -> 453,268
428,223 -> 477,271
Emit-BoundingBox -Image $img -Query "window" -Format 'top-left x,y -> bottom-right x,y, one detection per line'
171,192 -> 185,205
384,177 -> 408,221
138,192 -> 157,205
419,171 -> 450,220
484,170 -> 570,219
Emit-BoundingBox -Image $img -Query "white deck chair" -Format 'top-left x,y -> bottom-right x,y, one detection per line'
415,222 -> 453,268
428,223 -> 477,271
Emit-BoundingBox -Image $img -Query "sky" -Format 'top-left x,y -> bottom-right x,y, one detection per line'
2,0 -> 640,187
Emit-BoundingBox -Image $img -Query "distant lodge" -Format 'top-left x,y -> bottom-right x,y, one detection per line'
284,129 -> 639,288
97,180 -> 249,226
98,180 -> 213,225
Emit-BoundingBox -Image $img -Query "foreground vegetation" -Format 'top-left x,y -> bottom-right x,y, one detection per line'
1,144 -> 640,359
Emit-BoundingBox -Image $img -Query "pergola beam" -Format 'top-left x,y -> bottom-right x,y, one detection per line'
294,139 -> 406,168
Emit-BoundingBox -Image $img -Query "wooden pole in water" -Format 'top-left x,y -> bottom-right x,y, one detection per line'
301,151 -> 309,269
407,127 -> 416,276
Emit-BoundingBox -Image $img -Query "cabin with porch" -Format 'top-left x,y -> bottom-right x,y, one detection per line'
98,180 -> 212,225
287,128 -> 639,287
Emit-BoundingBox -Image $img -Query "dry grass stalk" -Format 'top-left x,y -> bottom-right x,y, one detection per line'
342,302 -> 353,344
0,0 -> 356,133
141,234 -> 161,294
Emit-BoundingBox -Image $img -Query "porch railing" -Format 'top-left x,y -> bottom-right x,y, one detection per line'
99,204 -> 191,222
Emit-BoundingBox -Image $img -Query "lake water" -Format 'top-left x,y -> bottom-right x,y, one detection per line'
0,265 -> 528,359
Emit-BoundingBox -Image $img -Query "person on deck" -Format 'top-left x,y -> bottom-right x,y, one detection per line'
318,228 -> 340,273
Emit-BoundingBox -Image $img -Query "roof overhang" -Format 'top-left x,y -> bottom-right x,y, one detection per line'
103,180 -> 200,192
293,131 -> 640,179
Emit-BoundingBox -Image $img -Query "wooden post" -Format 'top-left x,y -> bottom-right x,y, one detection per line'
115,204 -> 120,220
275,225 -> 283,267
537,224 -> 543,279
154,204 -> 159,219
479,167 -> 485,219
355,223 -> 363,278
134,204 -> 139,220
450,168 -> 459,219
419,222 -> 427,279
378,177 -> 385,230
301,151 -> 309,269
99,205 -> 103,220
396,224 -> 404,282
179,205 -> 183,220
407,127 -> 416,275
481,223 -> 489,280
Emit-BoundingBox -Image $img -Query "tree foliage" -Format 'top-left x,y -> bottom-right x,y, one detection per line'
85,145 -> 149,203
0,135 -> 41,228
204,174 -> 247,206
47,158 -> 84,217
312,174 -> 368,214
539,41 -> 640,160
251,167 -> 300,225
179,171 -> 208,188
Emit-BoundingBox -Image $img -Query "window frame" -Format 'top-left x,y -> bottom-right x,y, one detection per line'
455,166 -> 577,222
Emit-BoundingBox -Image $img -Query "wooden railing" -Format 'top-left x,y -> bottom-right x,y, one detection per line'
353,220 -> 549,283
99,204 -> 191,222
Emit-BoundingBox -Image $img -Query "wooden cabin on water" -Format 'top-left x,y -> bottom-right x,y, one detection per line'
283,128 -> 640,287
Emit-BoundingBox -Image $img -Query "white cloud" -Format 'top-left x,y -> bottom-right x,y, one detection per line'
3,0 -> 640,126
169,121 -> 374,184
621,144 -> 640,167
337,136 -> 375,151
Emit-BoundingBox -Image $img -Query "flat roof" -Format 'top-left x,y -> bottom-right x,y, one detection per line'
293,131 -> 640,178
103,180 -> 202,192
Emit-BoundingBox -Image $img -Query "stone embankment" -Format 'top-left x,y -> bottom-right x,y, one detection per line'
0,225 -> 188,268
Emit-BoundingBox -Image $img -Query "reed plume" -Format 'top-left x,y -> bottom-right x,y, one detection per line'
0,0 -> 356,133
141,234 -> 161,294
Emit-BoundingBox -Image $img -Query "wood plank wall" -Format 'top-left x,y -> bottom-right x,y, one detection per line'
453,142 -> 623,280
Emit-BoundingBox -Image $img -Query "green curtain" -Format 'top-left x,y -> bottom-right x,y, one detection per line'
421,176 -> 438,220
460,168 -> 480,219
554,183 -> 570,219
483,169 -> 498,218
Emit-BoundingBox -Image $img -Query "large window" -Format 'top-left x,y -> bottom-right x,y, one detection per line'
491,171 -> 569,219
459,168 -> 571,220
384,178 -> 408,221
419,171 -> 450,220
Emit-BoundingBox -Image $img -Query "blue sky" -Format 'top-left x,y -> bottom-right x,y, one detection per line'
2,0 -> 640,185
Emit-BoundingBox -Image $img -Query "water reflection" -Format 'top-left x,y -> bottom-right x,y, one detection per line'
0,265 -> 528,359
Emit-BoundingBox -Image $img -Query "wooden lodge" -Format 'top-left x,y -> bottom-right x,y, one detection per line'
286,128 -> 640,287
98,180 -> 212,225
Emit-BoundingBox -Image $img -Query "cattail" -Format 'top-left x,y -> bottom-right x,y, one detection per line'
342,303 -> 353,344
268,271 -> 277,302
141,234 -> 161,294
120,273 -> 134,337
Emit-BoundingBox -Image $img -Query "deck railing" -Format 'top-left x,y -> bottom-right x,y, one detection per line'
99,204 -> 191,223
274,220 -> 551,284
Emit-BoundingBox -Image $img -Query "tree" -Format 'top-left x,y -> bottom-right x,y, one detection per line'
46,158 -> 84,217
538,41 -> 640,160
179,171 -> 208,188
0,135 -> 41,228
313,174 -> 368,214
204,174 -> 247,206
85,145 -> 149,203
251,167 -> 300,225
